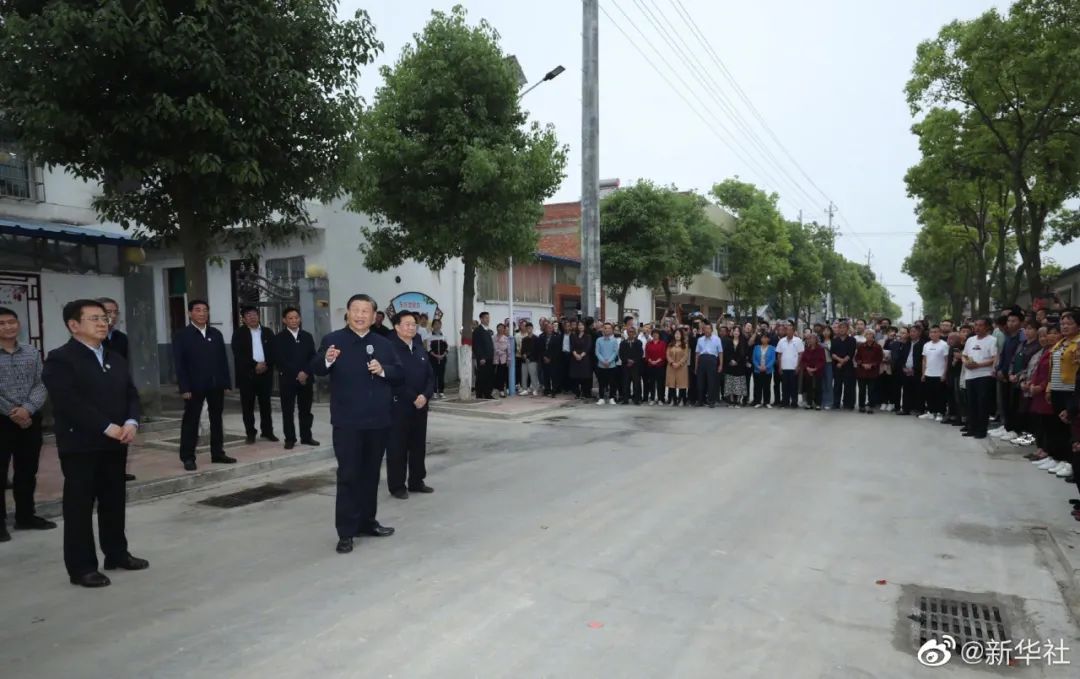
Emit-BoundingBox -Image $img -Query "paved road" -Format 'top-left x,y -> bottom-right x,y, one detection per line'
2,405 -> 1078,678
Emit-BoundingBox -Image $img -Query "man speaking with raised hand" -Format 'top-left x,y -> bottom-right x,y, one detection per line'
312,294 -> 403,554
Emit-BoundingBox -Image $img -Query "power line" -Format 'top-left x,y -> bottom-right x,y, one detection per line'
631,0 -> 824,213
600,1 -> 804,215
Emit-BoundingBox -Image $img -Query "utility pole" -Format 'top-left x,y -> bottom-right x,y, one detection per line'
825,201 -> 837,319
910,301 -> 915,324
798,209 -> 803,226
865,249 -> 873,269
581,0 -> 601,319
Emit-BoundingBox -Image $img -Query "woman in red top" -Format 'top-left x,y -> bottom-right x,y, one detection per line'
644,328 -> 668,405
1026,325 -> 1058,463
854,329 -> 884,413
799,333 -> 827,410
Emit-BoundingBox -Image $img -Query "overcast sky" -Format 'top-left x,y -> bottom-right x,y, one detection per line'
342,0 -> 1077,323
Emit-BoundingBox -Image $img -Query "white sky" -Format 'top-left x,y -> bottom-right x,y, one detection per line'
341,0 -> 1079,323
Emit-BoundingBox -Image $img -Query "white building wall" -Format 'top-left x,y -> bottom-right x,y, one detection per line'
38,271 -> 125,352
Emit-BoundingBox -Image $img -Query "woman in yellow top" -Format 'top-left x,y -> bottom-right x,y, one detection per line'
665,328 -> 690,406
1046,312 -> 1080,485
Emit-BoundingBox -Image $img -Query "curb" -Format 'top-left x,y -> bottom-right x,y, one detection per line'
34,444 -> 336,519
429,400 -> 571,421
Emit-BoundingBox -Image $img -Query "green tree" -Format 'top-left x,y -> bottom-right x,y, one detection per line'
0,0 -> 380,301
906,0 -> 1080,298
774,220 -> 825,324
349,6 -> 567,356
710,178 -> 791,321
599,181 -> 684,320
660,191 -> 723,316
903,220 -> 978,322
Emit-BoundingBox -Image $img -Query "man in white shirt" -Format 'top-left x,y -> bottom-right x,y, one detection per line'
776,323 -> 804,408
694,322 -> 723,407
962,318 -> 999,439
920,325 -> 949,421
232,306 -> 278,445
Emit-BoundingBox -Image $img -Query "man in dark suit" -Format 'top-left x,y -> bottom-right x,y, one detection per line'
540,321 -> 562,397
97,297 -> 135,481
232,305 -> 278,444
899,323 -> 927,415
98,297 -> 129,359
311,294 -> 403,555
273,307 -> 319,450
472,312 -> 495,399
173,299 -> 234,471
41,299 -> 148,588
387,311 -> 435,499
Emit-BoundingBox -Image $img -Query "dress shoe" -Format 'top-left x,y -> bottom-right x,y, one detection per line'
245,435 -> 256,444
336,537 -> 354,554
1069,499 -> 1080,506
70,571 -> 111,588
284,441 -> 295,450
363,522 -> 395,537
408,484 -> 434,494
261,433 -> 280,442
390,489 -> 408,499
14,516 -> 57,531
183,459 -> 197,471
104,554 -> 149,571
0,525 -> 10,542
211,454 -> 237,464
301,439 -> 321,446
962,432 -> 975,437
125,473 -> 136,482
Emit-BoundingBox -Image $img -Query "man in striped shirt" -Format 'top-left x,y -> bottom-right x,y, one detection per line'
0,306 -> 56,542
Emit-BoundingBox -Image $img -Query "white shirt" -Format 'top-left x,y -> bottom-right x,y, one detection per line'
776,336 -> 804,371
905,345 -> 914,370
192,323 -> 208,338
288,327 -> 300,341
962,334 -> 999,380
922,339 -> 949,378
250,327 -> 265,363
855,334 -> 867,345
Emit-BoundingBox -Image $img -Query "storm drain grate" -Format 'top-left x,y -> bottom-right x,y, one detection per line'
911,596 -> 1011,650
197,484 -> 293,508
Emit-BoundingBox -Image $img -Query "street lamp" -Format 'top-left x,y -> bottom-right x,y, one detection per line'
507,64 -> 566,397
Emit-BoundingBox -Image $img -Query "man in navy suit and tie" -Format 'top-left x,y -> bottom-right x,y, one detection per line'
387,310 -> 435,499
42,299 -> 147,587
273,307 -> 319,449
311,294 -> 403,554
173,300 -> 234,471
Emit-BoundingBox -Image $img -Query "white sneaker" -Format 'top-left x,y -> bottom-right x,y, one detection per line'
1049,461 -> 1067,475
609,398 -> 617,405
1017,435 -> 1035,446
1055,462 -> 1073,478
1037,458 -> 1058,470
754,403 -> 762,409
596,399 -> 605,405
999,431 -> 1018,442
988,426 -> 1005,436
934,415 -> 943,422
918,413 -> 933,420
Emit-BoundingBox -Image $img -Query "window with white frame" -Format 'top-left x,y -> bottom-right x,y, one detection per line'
0,123 -> 43,201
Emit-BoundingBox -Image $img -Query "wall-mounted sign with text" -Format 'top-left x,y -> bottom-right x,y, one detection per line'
386,291 -> 443,322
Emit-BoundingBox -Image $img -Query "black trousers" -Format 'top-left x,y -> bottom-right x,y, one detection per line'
622,365 -> 642,403
857,378 -> 877,410
695,356 -> 719,405
476,361 -> 494,398
965,376 -> 996,437
1,416 -> 43,522
753,372 -> 772,405
780,369 -> 798,407
542,359 -> 561,394
878,374 -> 893,406
833,370 -> 856,410
645,366 -> 666,402
773,369 -> 782,404
387,407 -> 428,492
179,388 -> 225,461
239,373 -> 274,437
332,426 -> 388,539
431,358 -> 446,393
903,374 -> 924,413
60,449 -> 128,577
804,373 -> 822,407
598,367 -> 619,400
999,381 -> 1022,432
280,381 -> 314,443
923,376 -> 946,415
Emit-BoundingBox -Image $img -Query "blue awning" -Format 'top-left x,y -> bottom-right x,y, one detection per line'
0,216 -> 141,246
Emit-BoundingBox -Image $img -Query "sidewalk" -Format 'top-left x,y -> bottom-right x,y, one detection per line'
10,405 -> 337,520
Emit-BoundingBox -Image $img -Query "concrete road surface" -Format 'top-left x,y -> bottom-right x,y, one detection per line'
2,405 -> 1078,678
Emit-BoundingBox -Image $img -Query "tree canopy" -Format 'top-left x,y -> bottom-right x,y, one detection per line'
349,5 -> 567,344
0,0 -> 381,301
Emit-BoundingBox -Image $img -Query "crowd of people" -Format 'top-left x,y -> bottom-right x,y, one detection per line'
470,307 -> 1080,520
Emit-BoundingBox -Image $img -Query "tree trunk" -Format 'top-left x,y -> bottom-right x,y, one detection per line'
457,256 -> 476,402
177,204 -> 210,303
662,279 -> 673,320
617,290 -> 627,323
950,294 -> 965,325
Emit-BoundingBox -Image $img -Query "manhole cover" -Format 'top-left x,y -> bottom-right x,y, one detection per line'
198,484 -> 292,508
